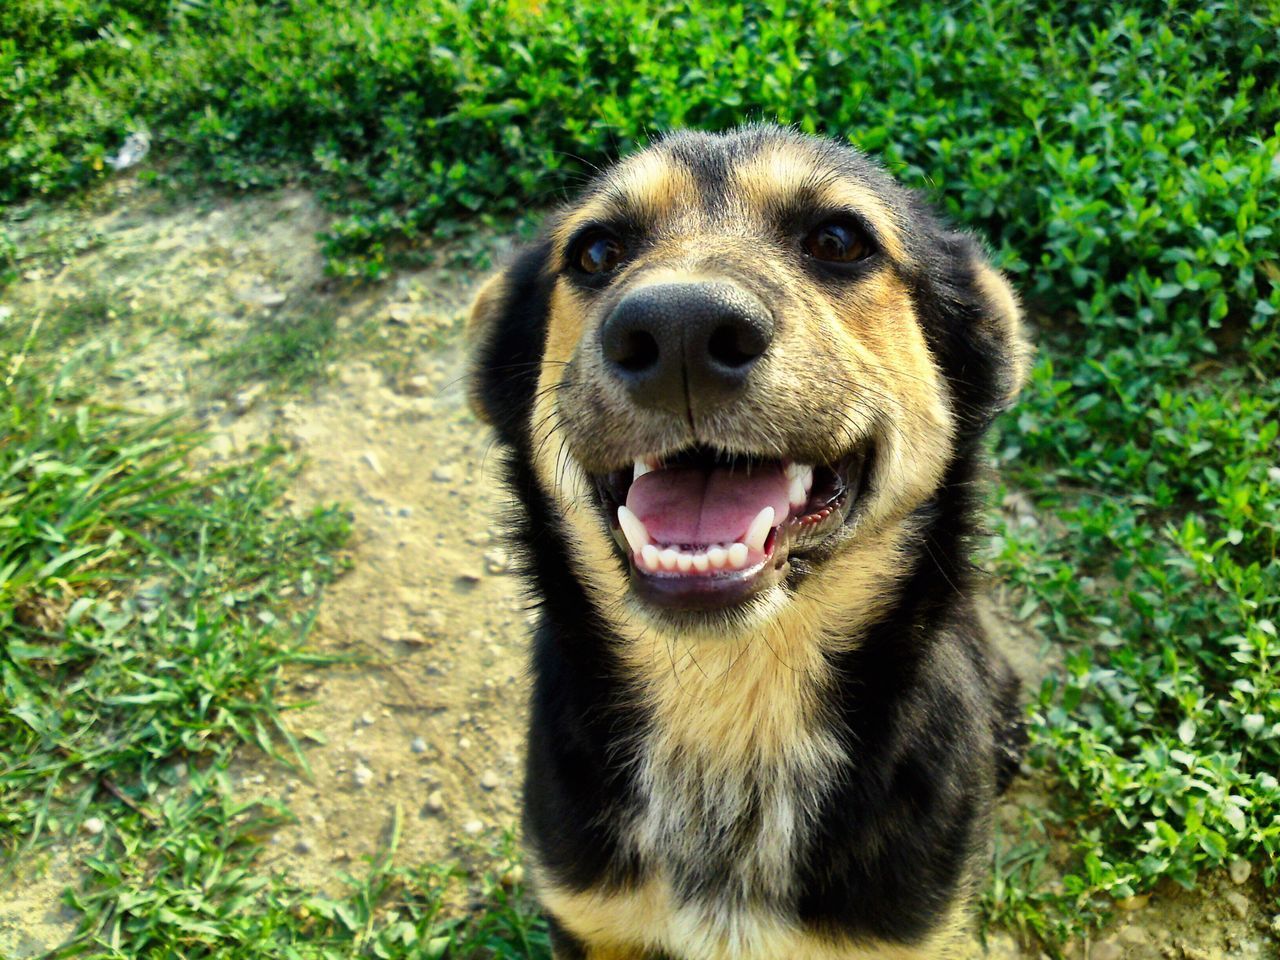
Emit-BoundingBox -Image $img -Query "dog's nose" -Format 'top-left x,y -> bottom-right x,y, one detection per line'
600,281 -> 774,416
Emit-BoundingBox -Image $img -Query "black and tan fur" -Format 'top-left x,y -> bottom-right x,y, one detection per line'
467,125 -> 1031,959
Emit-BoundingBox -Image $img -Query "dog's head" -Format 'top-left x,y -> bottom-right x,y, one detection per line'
469,125 -> 1029,634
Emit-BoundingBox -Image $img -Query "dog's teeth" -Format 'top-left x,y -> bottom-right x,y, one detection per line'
633,459 -> 653,481
787,463 -> 814,508
708,545 -> 728,569
692,552 -> 710,572
744,506 -> 774,552
676,552 -> 693,572
616,505 -> 650,553
727,542 -> 749,568
659,548 -> 679,571
641,544 -> 660,571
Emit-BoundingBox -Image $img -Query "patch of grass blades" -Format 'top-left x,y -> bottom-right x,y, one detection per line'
1,320 -> 551,956
211,310 -> 340,395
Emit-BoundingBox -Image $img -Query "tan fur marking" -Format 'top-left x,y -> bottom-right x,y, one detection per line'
973,263 -> 1033,403
552,151 -> 695,254
542,873 -> 973,959
730,143 -> 906,261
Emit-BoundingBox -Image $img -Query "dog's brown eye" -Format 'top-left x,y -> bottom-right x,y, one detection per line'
803,221 -> 871,263
575,232 -> 627,275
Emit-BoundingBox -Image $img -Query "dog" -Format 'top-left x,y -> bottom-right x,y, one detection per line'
466,124 -> 1030,960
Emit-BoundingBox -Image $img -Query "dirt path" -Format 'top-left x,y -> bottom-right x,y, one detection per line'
2,179 -> 1274,960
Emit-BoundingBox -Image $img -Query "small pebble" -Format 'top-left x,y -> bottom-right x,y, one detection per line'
463,819 -> 484,836
458,737 -> 472,750
432,465 -> 455,483
484,549 -> 510,574
402,374 -> 431,397
352,763 -> 373,788
82,817 -> 105,836
294,837 -> 314,855
333,848 -> 351,862
1228,857 -> 1251,885
480,770 -> 500,791
357,711 -> 376,727
1224,891 -> 1249,919
362,451 -> 384,476
426,791 -> 445,813
411,736 -> 428,754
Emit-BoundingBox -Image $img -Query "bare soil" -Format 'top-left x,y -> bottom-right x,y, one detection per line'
1,179 -> 1275,959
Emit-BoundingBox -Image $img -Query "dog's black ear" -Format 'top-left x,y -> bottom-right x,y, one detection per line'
465,240 -> 553,449
910,225 -> 1033,431
963,248 -> 1032,411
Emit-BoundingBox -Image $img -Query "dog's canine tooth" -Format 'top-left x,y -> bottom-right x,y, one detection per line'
640,544 -> 660,571
634,459 -> 653,481
708,545 -> 728,568
744,506 -> 774,553
727,542 -> 749,568
617,505 -> 650,553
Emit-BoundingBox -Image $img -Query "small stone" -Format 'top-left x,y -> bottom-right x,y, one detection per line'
426,791 -> 445,813
397,630 -> 428,646
1228,858 -> 1251,885
231,384 -> 263,415
294,675 -> 321,692
1092,941 -> 1122,960
352,762 -> 373,788
454,571 -> 482,588
1119,925 -> 1146,946
386,303 -> 415,325
1224,891 -> 1250,919
83,817 -> 105,836
259,289 -> 287,307
480,770 -> 500,791
458,737 -> 472,750
357,712 -> 376,727
402,374 -> 431,397
294,837 -> 314,855
463,819 -> 484,836
431,465 -> 455,482
411,736 -> 428,754
205,433 -> 234,459
333,848 -> 351,862
362,451 -> 385,476
484,549 -> 510,575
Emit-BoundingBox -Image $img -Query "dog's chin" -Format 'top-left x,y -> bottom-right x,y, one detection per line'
587,440 -> 876,623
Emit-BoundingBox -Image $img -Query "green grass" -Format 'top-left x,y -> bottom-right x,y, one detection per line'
3,0 -> 1279,953
0,316 -> 551,957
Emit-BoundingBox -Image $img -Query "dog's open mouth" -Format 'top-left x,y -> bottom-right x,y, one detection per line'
592,444 -> 873,611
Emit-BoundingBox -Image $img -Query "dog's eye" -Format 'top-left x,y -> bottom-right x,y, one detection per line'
803,221 -> 872,263
574,231 -> 627,275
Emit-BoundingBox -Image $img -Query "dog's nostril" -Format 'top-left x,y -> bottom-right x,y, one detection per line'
707,323 -> 765,369
610,329 -> 660,373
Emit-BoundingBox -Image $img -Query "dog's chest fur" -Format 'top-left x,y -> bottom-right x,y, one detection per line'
627,641 -> 845,901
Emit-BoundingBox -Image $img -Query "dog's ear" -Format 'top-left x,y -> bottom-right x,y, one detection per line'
465,241 -> 553,448
911,225 -> 1033,431
465,270 -> 509,426
966,253 -> 1032,410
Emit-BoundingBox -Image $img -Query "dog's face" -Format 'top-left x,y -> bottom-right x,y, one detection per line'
470,126 -> 1028,633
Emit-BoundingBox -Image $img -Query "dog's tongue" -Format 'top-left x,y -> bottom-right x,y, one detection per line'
626,463 -> 790,546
